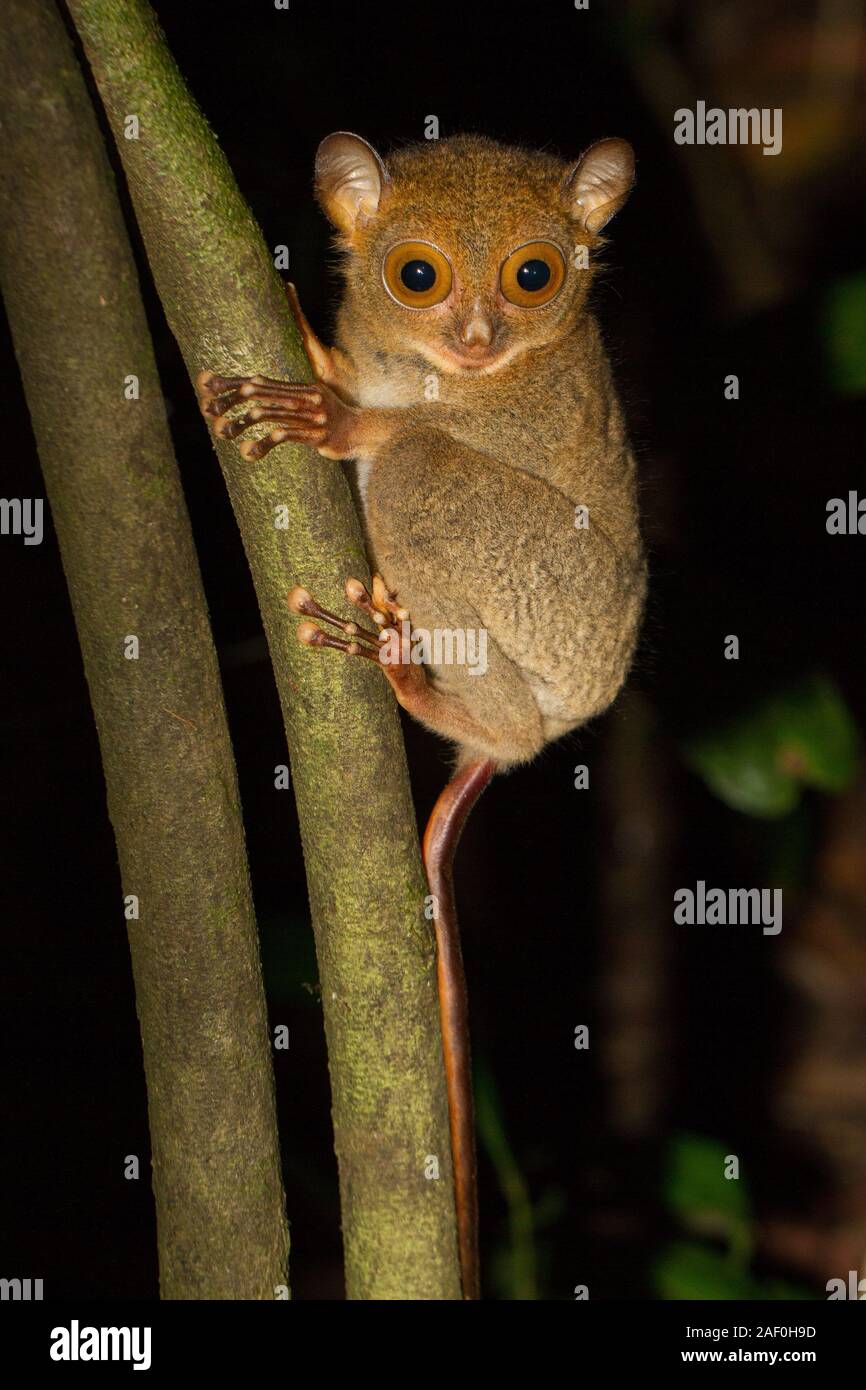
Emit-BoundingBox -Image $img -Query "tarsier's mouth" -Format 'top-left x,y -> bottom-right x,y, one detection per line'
426,342 -> 515,374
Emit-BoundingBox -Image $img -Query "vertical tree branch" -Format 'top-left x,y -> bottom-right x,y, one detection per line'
0,0 -> 287,1297
65,0 -> 461,1297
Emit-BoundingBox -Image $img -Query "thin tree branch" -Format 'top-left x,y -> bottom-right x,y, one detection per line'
66,0 -> 461,1297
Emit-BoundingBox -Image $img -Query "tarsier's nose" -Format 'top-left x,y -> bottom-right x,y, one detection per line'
459,301 -> 495,350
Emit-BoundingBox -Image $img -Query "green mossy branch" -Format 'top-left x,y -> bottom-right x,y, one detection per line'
66,0 -> 461,1297
0,0 -> 287,1298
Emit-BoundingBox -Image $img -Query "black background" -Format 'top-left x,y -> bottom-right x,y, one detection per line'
1,0 -> 864,1300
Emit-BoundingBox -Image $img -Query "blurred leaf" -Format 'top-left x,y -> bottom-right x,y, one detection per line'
822,272 -> 866,395
658,1136 -> 816,1301
663,1133 -> 749,1227
686,675 -> 859,818
532,1187 -> 567,1231
654,1241 -> 759,1300
654,1242 -> 814,1301
688,738 -> 799,817
761,1278 -> 815,1301
475,1061 -> 539,1300
769,676 -> 859,792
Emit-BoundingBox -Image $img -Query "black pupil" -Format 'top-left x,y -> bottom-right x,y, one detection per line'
401,259 -> 436,293
516,258 -> 550,291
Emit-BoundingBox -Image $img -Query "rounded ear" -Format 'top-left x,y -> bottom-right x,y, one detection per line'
314,131 -> 388,236
561,138 -> 635,234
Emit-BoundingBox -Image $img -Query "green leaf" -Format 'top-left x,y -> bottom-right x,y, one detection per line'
654,1241 -> 758,1300
688,736 -> 799,817
654,1241 -> 816,1301
822,272 -> 866,395
663,1133 -> 749,1226
762,1278 -> 816,1301
686,675 -> 859,818
475,1062 -> 539,1300
767,676 -> 859,793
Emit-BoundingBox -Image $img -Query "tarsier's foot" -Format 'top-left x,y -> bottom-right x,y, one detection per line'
287,574 -> 408,651
287,576 -> 423,707
287,579 -> 383,662
289,576 -> 497,753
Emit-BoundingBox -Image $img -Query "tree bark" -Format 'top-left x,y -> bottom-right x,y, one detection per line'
66,0 -> 461,1297
0,0 -> 288,1298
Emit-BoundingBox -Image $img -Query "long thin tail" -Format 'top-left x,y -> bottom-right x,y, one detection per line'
422,757 -> 497,1301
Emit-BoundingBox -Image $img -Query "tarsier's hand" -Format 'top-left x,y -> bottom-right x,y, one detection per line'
196,372 -> 360,462
196,282 -> 360,461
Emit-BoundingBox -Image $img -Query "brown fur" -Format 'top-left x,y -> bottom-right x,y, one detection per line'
317,132 -> 645,768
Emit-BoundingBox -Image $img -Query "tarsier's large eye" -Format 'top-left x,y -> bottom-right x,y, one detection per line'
383,241 -> 453,308
500,241 -> 566,308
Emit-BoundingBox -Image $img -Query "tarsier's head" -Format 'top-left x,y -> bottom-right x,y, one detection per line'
314,131 -> 634,377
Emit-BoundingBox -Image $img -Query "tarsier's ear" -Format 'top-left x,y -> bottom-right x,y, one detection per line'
561,138 -> 635,234
314,132 -> 388,236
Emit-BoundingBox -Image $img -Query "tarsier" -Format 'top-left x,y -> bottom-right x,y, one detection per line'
198,131 -> 645,1299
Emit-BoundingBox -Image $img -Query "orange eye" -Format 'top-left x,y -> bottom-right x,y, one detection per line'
383,241 -> 453,308
500,241 -> 566,307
